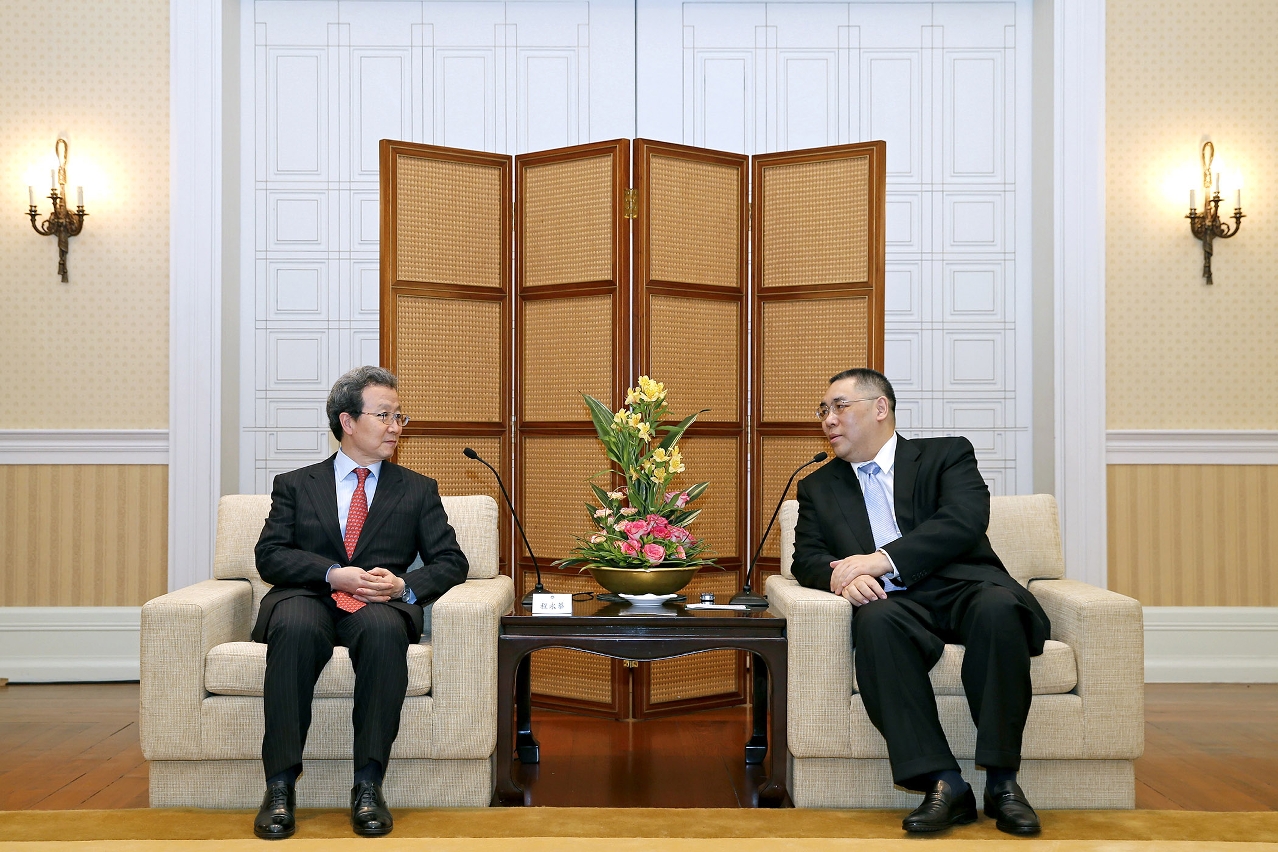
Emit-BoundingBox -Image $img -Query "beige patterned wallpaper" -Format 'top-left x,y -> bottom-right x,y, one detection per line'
1107,0 -> 1278,428
0,0 -> 169,429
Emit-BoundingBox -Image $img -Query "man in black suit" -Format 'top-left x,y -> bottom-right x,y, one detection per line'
793,368 -> 1049,835
251,366 -> 468,840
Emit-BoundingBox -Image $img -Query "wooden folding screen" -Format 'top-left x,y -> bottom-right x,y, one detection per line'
514,141 -> 632,716
632,140 -> 749,717
379,141 -> 512,570
750,142 -> 887,587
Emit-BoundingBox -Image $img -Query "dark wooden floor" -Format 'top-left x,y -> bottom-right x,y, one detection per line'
0,682 -> 1274,810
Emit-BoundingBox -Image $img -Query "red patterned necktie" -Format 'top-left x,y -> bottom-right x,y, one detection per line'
332,467 -> 371,613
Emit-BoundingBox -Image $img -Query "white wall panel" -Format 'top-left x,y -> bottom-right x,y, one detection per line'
242,0 -> 635,491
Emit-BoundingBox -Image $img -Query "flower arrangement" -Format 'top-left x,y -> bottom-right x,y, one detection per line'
556,376 -> 716,573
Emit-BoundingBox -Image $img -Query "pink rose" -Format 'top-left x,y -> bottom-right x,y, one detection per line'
669,526 -> 692,542
676,491 -> 690,508
616,539 -> 639,556
623,520 -> 650,537
642,543 -> 666,564
675,545 -> 686,559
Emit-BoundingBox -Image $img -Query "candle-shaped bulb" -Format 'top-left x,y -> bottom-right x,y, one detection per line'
28,186 -> 35,207
1190,189 -> 1197,210
1215,172 -> 1221,193
77,186 -> 83,207
1235,189 -> 1241,210
51,169 -> 57,191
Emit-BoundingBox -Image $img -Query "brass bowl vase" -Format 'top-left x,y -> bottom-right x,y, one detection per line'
585,565 -> 699,596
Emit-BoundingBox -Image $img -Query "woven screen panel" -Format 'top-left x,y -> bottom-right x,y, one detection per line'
523,295 -> 614,421
395,294 -> 503,422
521,435 -> 610,559
396,155 -> 503,288
648,155 -> 740,288
648,650 -> 739,704
648,295 -> 739,423
531,647 -> 614,703
522,155 -> 614,288
667,435 -> 739,560
758,435 -> 831,558
760,296 -> 868,422
396,436 -> 502,502
760,155 -> 869,288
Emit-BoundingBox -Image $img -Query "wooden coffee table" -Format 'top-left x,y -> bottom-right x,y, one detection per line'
494,598 -> 789,806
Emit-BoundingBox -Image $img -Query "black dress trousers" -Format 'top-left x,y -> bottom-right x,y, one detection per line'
852,574 -> 1039,785
261,593 -> 411,780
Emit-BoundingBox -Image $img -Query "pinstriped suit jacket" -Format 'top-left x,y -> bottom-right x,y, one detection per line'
251,454 -> 468,643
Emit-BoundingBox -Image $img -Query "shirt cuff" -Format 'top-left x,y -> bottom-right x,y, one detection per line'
326,563 -> 340,587
876,548 -> 902,585
402,585 -> 417,604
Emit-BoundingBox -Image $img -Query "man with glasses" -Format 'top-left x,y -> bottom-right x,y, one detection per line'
794,368 -> 1050,836
251,366 -> 468,839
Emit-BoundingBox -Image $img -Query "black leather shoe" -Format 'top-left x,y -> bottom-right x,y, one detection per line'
984,780 -> 1042,835
902,780 -> 978,833
350,780 -> 394,837
253,780 -> 296,840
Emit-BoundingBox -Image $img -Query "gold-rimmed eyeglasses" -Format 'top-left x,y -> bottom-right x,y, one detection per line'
815,398 -> 878,421
362,411 -> 411,427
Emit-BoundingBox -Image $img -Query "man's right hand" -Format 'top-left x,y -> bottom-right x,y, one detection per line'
329,565 -> 398,603
840,574 -> 887,607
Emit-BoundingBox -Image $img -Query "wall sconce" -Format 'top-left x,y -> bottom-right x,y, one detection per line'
28,138 -> 88,283
1186,141 -> 1243,286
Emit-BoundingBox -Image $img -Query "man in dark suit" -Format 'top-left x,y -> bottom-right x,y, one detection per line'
251,366 -> 468,840
793,368 -> 1049,835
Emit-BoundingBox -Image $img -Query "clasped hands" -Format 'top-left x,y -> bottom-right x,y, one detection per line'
329,565 -> 405,603
829,551 -> 893,606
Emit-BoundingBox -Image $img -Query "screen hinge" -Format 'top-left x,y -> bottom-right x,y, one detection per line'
623,188 -> 638,219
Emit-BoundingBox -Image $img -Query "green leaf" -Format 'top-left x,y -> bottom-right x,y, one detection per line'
656,409 -> 707,450
589,482 -> 614,507
583,393 -> 618,442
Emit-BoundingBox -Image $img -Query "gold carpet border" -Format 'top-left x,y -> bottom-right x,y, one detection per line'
0,808 -> 1275,844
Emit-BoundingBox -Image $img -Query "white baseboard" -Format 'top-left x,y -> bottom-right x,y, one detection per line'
1108,430 -> 1278,465
0,607 -> 140,682
1144,606 -> 1278,682
0,430 -> 168,465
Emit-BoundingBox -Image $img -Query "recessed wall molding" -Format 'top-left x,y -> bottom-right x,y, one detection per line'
1144,606 -> 1278,683
1107,430 -> 1278,465
0,430 -> 169,465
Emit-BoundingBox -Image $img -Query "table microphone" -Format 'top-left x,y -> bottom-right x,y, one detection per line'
730,452 -> 828,608
463,447 -> 546,607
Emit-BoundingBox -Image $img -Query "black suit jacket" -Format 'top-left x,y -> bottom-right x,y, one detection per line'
251,455 -> 469,643
793,434 -> 1049,652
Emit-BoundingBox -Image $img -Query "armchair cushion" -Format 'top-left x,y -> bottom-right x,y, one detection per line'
205,641 -> 434,698
849,639 -> 1077,696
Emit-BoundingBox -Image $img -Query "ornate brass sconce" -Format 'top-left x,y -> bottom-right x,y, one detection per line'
1186,141 -> 1243,286
28,138 -> 88,283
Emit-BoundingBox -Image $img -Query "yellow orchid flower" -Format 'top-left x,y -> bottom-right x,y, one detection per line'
652,447 -> 669,463
637,422 -> 652,441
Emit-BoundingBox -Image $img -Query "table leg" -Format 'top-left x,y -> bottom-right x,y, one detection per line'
515,651 -> 540,764
755,644 -> 790,807
745,652 -> 768,765
494,643 -> 526,805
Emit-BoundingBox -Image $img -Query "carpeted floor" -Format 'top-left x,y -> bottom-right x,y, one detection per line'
1,808 -> 1276,850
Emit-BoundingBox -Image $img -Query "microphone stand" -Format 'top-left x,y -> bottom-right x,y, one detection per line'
731,452 -> 828,608
463,447 -> 546,608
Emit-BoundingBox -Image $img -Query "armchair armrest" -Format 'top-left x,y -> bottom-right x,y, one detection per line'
426,575 -> 515,759
766,575 -> 854,757
1028,578 -> 1144,758
139,579 -> 253,760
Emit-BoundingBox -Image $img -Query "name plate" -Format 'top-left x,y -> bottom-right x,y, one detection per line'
531,593 -> 573,615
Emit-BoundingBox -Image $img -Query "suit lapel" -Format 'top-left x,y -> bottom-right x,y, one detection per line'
829,461 -> 877,554
351,461 -> 406,562
893,434 -> 919,533
304,456 -> 346,559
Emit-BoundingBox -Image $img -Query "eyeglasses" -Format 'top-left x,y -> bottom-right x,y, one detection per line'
361,411 -> 411,427
815,398 -> 878,421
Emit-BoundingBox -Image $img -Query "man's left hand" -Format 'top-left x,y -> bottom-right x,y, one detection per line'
829,551 -> 892,596
355,567 -> 406,603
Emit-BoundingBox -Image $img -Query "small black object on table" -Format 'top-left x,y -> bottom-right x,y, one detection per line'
495,597 -> 789,807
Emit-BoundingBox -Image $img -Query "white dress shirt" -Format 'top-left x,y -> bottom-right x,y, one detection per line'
853,433 -> 906,592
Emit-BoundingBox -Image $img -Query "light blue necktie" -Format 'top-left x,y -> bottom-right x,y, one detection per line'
857,461 -> 905,591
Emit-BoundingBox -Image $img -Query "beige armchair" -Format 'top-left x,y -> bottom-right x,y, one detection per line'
140,494 -> 513,809
767,494 -> 1143,809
